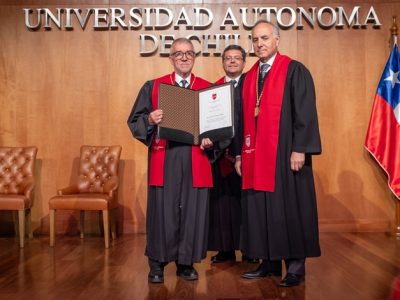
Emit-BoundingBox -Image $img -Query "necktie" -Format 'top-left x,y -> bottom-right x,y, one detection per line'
232,79 -> 237,88
180,79 -> 188,88
260,63 -> 270,80
258,63 -> 270,98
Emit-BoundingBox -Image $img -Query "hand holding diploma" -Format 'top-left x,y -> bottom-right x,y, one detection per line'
200,138 -> 213,150
148,109 -> 163,125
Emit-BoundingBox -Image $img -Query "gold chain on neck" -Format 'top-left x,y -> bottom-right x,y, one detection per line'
255,66 -> 263,117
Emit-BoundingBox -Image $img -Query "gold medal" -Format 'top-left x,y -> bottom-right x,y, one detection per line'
254,106 -> 260,117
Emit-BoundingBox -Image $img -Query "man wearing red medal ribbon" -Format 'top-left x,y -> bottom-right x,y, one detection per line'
235,21 -> 322,287
127,38 -> 214,283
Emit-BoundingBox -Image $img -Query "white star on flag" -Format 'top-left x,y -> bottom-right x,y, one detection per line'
384,69 -> 400,88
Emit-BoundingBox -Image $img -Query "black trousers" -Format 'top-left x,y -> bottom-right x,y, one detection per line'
264,258 -> 305,275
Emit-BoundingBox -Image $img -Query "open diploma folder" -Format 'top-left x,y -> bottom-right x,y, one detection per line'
158,82 -> 234,145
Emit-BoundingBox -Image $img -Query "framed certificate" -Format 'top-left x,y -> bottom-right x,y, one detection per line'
158,82 -> 234,145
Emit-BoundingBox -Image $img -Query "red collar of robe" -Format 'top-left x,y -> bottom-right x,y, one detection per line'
241,53 -> 291,192
214,76 -> 234,177
215,76 -> 225,85
149,72 -> 213,187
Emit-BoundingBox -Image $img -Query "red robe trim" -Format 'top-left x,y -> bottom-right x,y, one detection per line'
241,53 -> 291,192
149,72 -> 213,187
215,76 -> 225,85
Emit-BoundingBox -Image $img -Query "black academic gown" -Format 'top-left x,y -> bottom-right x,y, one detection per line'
208,74 -> 245,252
238,61 -> 322,261
127,80 -> 210,265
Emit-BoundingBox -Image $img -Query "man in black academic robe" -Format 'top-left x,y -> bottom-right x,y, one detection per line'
127,38 -> 214,283
234,21 -> 321,287
208,45 -> 258,264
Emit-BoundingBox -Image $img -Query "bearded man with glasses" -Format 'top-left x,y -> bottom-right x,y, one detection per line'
128,38 -> 214,283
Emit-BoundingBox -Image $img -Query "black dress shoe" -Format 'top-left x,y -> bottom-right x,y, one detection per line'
242,255 -> 259,264
148,269 -> 164,283
241,264 -> 282,279
279,273 -> 304,287
211,251 -> 236,263
176,265 -> 198,281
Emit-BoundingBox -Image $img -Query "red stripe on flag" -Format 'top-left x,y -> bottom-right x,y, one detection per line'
365,94 -> 400,199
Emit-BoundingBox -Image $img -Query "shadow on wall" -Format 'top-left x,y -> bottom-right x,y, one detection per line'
121,159 -> 147,234
132,172 -> 147,233
32,158 -> 43,235
364,150 -> 397,214
118,159 -> 146,235
315,169 -> 389,231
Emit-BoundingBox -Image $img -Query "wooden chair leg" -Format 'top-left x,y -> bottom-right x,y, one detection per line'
50,209 -> 55,247
79,210 -> 85,239
18,210 -> 25,248
102,210 -> 110,249
26,209 -> 33,239
111,208 -> 117,240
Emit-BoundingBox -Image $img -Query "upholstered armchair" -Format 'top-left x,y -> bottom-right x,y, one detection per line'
49,145 -> 122,248
0,146 -> 38,248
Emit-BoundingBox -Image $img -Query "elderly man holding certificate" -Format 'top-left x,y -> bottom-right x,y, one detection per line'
127,38 -> 229,284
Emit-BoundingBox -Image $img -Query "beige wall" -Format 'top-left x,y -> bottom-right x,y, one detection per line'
0,0 -> 399,235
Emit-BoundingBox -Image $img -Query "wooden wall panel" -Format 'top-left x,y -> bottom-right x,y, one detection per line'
0,1 -> 399,235
299,2 -> 397,231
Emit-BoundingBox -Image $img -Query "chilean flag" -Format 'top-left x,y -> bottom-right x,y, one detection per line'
365,41 -> 400,199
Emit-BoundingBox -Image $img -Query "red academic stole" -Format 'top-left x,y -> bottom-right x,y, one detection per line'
149,72 -> 213,187
241,53 -> 291,192
214,76 -> 234,177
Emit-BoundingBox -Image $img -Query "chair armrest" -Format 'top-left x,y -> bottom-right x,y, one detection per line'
58,185 -> 80,195
103,176 -> 119,197
20,178 -> 35,199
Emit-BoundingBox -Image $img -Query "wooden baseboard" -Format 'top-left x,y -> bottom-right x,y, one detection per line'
32,218 -> 396,234
318,219 -> 390,232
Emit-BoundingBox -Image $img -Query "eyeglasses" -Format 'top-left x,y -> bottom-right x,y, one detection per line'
223,56 -> 243,61
171,51 -> 196,60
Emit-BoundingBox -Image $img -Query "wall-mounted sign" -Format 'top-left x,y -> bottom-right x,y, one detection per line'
23,6 -> 381,56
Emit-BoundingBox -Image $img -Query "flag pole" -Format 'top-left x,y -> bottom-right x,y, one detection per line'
389,16 -> 400,238
389,16 -> 397,47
